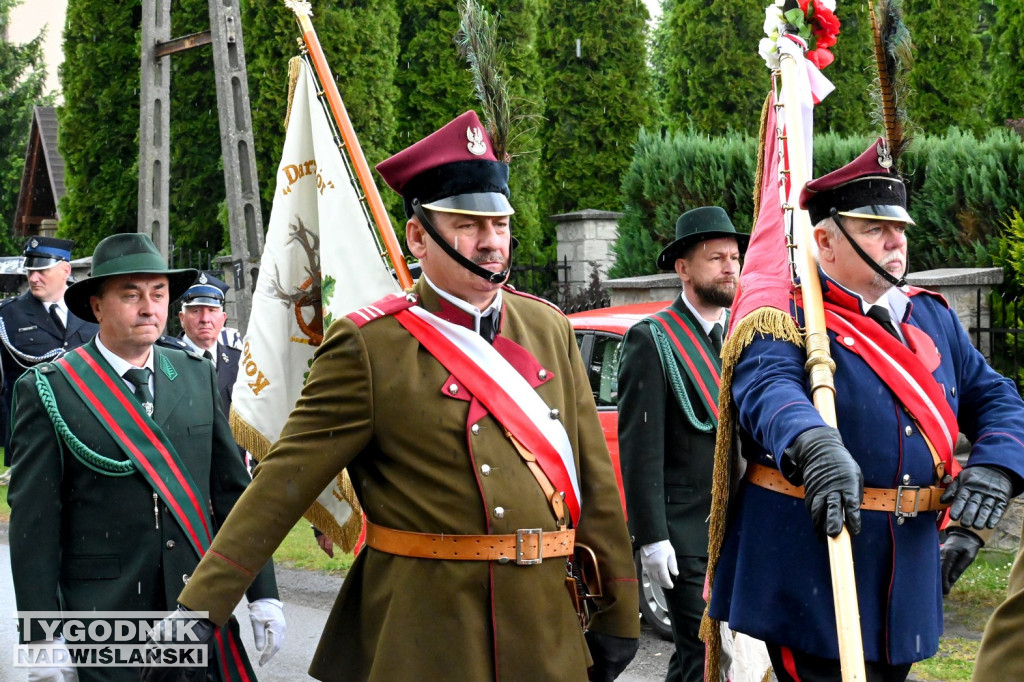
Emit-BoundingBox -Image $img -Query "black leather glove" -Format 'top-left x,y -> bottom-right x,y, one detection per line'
940,527 -> 984,596
783,426 -> 863,540
941,465 -> 1013,530
585,630 -> 639,682
139,606 -> 216,682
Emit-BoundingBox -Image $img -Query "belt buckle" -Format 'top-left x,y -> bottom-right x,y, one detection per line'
516,528 -> 543,565
895,485 -> 922,520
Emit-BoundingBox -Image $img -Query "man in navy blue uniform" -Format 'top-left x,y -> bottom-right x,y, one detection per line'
0,237 -> 98,465
708,139 -> 1024,681
177,274 -> 240,416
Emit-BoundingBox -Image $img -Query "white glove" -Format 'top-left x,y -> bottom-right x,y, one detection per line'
641,540 -> 679,590
248,598 -> 286,666
27,637 -> 78,682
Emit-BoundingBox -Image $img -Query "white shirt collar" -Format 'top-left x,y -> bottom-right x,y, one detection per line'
422,272 -> 503,336
680,290 -> 727,337
95,334 -> 155,389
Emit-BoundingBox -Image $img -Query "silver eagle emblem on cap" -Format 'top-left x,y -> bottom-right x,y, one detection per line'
466,126 -> 486,156
29,238 -> 39,248
198,272 -> 208,284
877,141 -> 894,169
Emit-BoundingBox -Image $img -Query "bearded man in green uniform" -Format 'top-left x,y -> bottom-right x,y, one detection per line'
8,233 -> 283,682
618,206 -> 746,682
145,110 -> 640,682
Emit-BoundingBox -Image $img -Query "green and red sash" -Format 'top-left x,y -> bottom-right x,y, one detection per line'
643,306 -> 723,425
52,344 -> 254,682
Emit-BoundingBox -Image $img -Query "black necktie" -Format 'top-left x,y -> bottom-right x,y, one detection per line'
123,368 -> 155,416
203,350 -> 214,362
709,323 -> 724,354
866,306 -> 900,340
49,304 -> 66,337
479,314 -> 497,344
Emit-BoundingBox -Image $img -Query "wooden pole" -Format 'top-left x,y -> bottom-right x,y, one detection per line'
779,53 -> 867,682
286,3 -> 414,290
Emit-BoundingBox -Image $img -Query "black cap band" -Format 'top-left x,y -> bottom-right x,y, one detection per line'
402,160 -> 510,218
807,176 -> 908,225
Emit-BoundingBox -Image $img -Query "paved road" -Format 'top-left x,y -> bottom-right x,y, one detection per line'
0,531 -> 671,681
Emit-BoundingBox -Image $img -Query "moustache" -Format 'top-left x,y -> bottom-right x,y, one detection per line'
473,251 -> 506,266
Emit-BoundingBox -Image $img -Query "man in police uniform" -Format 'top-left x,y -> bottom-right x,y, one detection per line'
708,139 -> 1024,681
618,206 -> 745,682
177,273 -> 240,415
8,233 -> 284,682
149,111 -> 640,682
0,237 -> 98,465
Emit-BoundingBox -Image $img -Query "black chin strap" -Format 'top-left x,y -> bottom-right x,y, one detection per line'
830,209 -> 907,288
412,198 -> 512,285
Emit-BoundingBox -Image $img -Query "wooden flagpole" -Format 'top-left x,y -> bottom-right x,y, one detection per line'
778,53 -> 867,682
285,1 -> 413,290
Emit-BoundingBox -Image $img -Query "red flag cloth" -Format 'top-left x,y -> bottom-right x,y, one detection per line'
729,93 -> 794,334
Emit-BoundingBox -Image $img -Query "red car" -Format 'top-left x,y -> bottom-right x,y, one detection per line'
568,301 -> 674,640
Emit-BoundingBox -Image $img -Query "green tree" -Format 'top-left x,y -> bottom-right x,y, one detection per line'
0,0 -> 52,255
985,0 -> 1024,125
242,0 -> 401,239
903,0 -> 986,135
814,0 -> 874,136
59,0 -> 142,253
539,0 -> 654,217
661,0 -> 763,135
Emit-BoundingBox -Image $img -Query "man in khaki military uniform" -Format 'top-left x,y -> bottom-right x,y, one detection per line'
149,110 -> 640,681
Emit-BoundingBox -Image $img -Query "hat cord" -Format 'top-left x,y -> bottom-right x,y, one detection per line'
830,209 -> 907,288
411,199 -> 511,286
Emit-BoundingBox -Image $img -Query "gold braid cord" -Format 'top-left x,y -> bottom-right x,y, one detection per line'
699,91 -> 805,680
283,56 -> 302,130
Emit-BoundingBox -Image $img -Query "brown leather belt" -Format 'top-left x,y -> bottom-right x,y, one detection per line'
364,520 -> 575,565
746,462 -> 950,518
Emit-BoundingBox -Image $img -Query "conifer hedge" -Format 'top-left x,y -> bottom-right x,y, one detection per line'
612,128 -> 1024,277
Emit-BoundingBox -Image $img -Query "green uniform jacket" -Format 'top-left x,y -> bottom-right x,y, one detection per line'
618,296 -> 718,556
178,280 -> 639,681
7,340 -> 277,675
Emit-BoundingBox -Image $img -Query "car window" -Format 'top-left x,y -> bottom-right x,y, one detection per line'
588,333 -> 622,408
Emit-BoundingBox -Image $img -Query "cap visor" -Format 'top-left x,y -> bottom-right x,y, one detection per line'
23,257 -> 64,270
183,297 -> 224,308
423,192 -> 514,217
838,205 -> 915,225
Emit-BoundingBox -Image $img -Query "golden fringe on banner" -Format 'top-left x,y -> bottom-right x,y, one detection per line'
283,57 -> 302,130
230,410 -> 364,554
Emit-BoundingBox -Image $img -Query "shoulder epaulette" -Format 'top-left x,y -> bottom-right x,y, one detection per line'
906,286 -> 950,308
501,284 -> 564,315
346,292 -> 417,328
155,335 -> 190,351
0,297 -> 15,310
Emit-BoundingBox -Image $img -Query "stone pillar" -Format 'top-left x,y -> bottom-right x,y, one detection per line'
552,210 -> 622,293
39,219 -> 59,238
904,267 -> 1002,362
602,273 -> 679,306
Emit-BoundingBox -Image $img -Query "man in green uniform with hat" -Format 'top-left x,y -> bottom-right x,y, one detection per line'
7,233 -> 283,682
618,206 -> 746,682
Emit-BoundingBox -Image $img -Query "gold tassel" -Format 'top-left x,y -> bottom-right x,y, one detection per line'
283,56 -> 302,130
700,307 -> 802,680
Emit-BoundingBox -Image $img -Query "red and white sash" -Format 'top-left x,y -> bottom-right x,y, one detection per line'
395,306 -> 582,524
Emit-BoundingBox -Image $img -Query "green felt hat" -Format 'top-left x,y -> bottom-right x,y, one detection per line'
65,233 -> 198,323
656,206 -> 749,271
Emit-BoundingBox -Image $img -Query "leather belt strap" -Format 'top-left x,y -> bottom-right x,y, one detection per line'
746,462 -> 949,518
363,520 -> 576,565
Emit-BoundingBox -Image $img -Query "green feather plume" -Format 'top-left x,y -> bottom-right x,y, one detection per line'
455,0 -> 513,161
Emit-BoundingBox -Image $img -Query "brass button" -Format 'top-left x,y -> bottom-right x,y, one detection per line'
166,540 -> 175,549
493,506 -> 505,519
951,386 -> 956,397
549,409 -> 560,420
905,425 -> 913,436
480,464 -> 492,476
902,474 -> 910,484
471,424 -> 480,435
448,384 -> 459,395
538,369 -> 548,380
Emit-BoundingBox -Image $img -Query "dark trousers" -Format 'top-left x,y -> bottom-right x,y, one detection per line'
766,643 -> 912,682
664,555 -> 708,682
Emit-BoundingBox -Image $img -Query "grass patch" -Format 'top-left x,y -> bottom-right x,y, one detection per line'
911,551 -> 1014,681
272,520 -> 355,574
